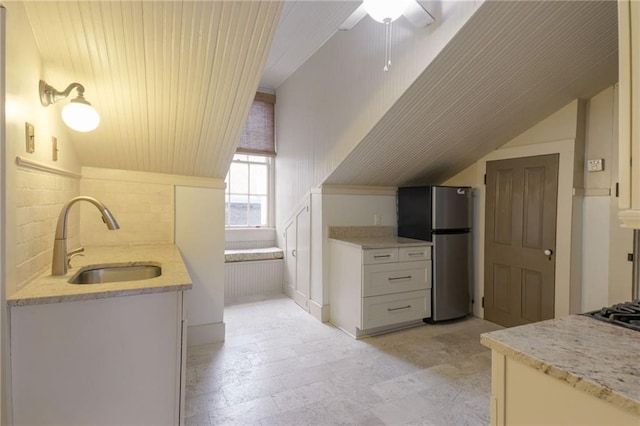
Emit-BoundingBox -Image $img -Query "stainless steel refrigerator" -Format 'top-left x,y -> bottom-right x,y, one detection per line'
397,186 -> 472,322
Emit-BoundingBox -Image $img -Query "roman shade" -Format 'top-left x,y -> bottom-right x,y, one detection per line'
237,93 -> 276,156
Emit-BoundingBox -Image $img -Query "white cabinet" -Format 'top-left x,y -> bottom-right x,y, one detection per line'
329,241 -> 432,338
618,0 -> 640,227
489,351 -> 638,426
10,291 -> 186,426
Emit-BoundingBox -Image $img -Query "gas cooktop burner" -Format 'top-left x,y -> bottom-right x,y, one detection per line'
584,300 -> 640,332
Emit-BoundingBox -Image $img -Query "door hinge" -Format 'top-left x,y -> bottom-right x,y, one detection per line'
484,174 -> 487,185
616,182 -> 619,198
628,253 -> 634,262
481,297 -> 485,308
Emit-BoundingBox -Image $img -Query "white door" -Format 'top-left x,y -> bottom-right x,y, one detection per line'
294,205 -> 310,311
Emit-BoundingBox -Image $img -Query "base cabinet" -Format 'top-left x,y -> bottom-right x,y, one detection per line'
329,241 -> 431,338
10,291 -> 186,426
490,352 -> 638,426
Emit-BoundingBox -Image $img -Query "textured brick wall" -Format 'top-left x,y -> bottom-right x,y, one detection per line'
80,178 -> 174,246
15,170 -> 81,289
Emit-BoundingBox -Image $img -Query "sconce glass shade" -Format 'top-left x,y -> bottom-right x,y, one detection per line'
61,98 -> 100,132
363,0 -> 409,23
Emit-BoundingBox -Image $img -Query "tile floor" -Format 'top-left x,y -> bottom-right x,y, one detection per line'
185,294 -> 503,426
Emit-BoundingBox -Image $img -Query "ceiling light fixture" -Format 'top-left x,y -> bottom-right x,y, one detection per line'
363,0 -> 410,71
39,80 -> 100,132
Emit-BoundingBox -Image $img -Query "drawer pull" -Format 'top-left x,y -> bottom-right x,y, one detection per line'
408,252 -> 424,256
388,276 -> 412,281
387,305 -> 411,312
373,254 -> 391,259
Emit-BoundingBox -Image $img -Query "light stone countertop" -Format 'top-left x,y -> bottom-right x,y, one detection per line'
329,236 -> 432,249
481,315 -> 640,416
8,244 -> 192,307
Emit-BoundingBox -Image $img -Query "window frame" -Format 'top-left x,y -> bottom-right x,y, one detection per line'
224,154 -> 274,229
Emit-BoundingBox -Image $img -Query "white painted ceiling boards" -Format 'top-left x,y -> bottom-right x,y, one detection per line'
324,0 -> 618,186
23,1 -> 283,179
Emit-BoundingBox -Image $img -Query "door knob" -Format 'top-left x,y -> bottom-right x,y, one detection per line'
544,249 -> 553,256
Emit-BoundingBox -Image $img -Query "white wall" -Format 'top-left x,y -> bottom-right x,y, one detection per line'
80,168 -> 174,247
5,2 -> 81,296
175,185 -> 226,346
275,1 -> 482,230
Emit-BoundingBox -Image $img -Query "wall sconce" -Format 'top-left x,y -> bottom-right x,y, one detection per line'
39,80 -> 100,132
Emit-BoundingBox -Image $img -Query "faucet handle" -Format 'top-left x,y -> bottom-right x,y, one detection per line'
66,246 -> 85,268
67,253 -> 85,268
67,246 -> 85,256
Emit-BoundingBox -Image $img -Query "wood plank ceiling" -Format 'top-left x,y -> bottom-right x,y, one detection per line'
323,0 -> 619,187
23,1 -> 283,179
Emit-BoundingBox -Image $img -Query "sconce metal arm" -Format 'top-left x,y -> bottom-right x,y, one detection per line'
39,80 -> 85,106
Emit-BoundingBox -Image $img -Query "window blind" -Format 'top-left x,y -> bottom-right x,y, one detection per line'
237,93 -> 276,156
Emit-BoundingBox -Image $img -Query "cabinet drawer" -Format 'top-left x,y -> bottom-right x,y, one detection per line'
363,248 -> 398,265
363,261 -> 430,297
362,290 -> 430,330
399,246 -> 431,262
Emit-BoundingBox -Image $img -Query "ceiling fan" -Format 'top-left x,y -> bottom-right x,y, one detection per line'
338,0 -> 435,32
338,0 -> 435,71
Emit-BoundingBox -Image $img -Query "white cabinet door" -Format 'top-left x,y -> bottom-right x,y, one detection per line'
11,292 -> 183,426
618,0 -> 640,227
285,219 -> 297,295
284,203 -> 311,311
294,205 -> 311,311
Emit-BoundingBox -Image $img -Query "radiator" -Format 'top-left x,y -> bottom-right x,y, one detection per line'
224,259 -> 283,305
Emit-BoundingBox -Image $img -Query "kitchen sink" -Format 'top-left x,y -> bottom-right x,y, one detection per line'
68,263 -> 161,284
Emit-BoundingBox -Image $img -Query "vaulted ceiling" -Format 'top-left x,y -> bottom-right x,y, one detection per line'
324,0 -> 618,186
21,0 -> 619,188
23,1 -> 283,179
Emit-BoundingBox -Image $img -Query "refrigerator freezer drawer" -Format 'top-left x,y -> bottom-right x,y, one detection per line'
362,290 -> 430,330
363,261 -> 430,297
363,248 -> 398,265
399,246 -> 432,262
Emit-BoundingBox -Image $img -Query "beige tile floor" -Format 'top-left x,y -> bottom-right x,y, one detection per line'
185,294 -> 503,426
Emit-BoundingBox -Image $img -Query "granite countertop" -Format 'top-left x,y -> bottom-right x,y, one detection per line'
481,315 -> 640,416
8,244 -> 192,307
329,235 -> 432,249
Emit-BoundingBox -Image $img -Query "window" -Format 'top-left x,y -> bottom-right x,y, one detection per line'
225,154 -> 272,227
225,93 -> 275,228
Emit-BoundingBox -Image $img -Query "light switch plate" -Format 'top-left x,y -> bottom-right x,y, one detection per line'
587,158 -> 604,172
25,122 -> 35,153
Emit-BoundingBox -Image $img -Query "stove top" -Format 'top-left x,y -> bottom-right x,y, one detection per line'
584,300 -> 640,332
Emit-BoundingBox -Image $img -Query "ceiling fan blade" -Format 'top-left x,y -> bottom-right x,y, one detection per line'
338,3 -> 367,31
403,0 -> 435,28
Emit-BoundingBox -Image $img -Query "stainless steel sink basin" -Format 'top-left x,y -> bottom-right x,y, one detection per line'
68,263 -> 161,284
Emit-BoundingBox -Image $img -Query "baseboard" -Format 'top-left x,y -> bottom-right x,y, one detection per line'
283,283 -> 295,299
187,322 -> 225,347
309,300 -> 330,323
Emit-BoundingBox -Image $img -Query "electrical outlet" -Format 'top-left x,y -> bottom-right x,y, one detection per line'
25,122 -> 35,153
52,136 -> 58,161
587,159 -> 604,172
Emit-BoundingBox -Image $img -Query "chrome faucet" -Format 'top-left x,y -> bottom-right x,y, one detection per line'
52,196 -> 120,275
